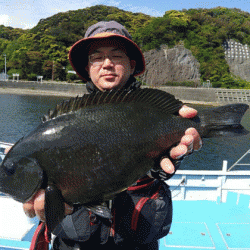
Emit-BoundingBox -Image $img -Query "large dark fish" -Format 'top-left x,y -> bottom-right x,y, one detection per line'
0,88 -> 249,232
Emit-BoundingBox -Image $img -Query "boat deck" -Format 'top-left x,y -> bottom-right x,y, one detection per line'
0,142 -> 249,249
160,192 -> 250,250
0,192 -> 249,250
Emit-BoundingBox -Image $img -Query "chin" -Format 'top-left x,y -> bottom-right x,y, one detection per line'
100,81 -> 121,91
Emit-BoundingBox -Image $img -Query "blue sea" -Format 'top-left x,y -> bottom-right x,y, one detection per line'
0,93 -> 249,171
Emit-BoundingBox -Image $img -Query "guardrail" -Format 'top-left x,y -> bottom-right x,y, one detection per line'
167,160 -> 250,203
215,89 -> 250,103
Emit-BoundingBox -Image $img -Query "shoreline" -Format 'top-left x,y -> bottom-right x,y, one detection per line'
0,87 -> 81,98
0,87 -> 220,105
1,80 -> 249,106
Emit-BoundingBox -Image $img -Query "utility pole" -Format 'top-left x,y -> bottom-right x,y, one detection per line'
52,60 -> 54,81
3,54 -> 6,81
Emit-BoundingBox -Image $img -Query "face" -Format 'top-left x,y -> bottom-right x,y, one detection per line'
86,44 -> 136,91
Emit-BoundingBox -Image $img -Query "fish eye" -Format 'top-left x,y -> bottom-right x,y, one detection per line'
4,161 -> 16,176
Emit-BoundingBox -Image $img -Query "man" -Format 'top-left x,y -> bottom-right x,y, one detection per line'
24,21 -> 201,250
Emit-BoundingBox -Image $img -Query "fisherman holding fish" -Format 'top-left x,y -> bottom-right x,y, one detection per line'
24,21 -> 203,249
1,21 -> 248,250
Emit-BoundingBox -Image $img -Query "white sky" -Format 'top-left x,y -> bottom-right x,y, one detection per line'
0,0 -> 249,29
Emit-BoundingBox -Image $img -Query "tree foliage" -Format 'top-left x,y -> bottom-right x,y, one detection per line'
134,7 -> 250,88
0,25 -> 26,40
0,5 -> 250,88
0,5 -> 150,81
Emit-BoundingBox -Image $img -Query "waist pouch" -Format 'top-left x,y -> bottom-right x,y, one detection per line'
113,178 -> 172,244
52,177 -> 172,245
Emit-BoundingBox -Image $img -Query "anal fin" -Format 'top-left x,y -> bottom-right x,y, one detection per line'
45,184 -> 65,233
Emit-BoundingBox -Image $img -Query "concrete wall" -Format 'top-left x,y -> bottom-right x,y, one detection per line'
0,81 -> 88,96
0,80 -> 249,104
157,86 -> 218,103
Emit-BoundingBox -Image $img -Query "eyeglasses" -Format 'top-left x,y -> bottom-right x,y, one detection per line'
88,51 -> 128,66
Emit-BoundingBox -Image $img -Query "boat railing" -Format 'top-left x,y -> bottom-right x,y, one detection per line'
228,149 -> 250,171
0,141 -> 13,163
0,141 -> 14,147
167,160 -> 250,203
0,142 -> 13,198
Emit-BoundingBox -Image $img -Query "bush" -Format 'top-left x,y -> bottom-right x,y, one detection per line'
66,73 -> 79,82
135,77 -> 147,85
27,73 -> 38,81
7,69 -> 22,79
57,70 -> 67,81
163,81 -> 199,87
220,74 -> 250,89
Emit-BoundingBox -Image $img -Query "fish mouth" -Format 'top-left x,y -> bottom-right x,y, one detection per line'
0,157 -> 44,203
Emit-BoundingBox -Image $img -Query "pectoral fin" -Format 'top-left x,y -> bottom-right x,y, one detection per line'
45,184 -> 65,233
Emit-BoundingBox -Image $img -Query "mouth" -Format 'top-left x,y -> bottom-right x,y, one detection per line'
101,74 -> 117,77
101,74 -> 118,82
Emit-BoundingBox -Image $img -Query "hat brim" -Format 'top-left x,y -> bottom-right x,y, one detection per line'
69,33 -> 145,82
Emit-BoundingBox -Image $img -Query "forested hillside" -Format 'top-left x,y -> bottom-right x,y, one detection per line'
133,7 -> 250,88
0,5 -> 249,88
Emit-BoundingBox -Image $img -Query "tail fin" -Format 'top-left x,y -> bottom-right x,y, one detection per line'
196,104 -> 249,138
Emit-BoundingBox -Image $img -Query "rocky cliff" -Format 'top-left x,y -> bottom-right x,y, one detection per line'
223,39 -> 250,81
139,44 -> 201,86
140,40 -> 250,86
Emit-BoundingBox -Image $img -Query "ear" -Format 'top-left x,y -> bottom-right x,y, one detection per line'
130,60 -> 136,75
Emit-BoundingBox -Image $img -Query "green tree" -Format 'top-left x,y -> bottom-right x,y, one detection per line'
1,5 -> 250,88
27,51 -> 43,75
42,60 -> 66,80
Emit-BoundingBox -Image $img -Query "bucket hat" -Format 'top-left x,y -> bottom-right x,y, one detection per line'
69,21 -> 145,82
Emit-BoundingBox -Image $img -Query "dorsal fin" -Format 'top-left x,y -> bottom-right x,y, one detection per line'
42,88 -> 183,122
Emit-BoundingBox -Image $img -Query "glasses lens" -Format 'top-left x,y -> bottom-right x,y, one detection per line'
89,51 -> 126,66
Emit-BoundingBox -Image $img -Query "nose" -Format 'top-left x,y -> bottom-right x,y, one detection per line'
102,56 -> 114,67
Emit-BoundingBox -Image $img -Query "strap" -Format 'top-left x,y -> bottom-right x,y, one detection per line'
110,207 -> 116,238
127,176 -> 155,191
29,222 -> 50,250
61,215 -> 78,239
131,185 -> 161,231
131,197 -> 150,231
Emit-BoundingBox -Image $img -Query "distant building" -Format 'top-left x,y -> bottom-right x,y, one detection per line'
0,72 -> 9,81
223,39 -> 250,81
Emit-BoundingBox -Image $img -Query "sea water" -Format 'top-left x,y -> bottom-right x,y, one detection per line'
0,94 -> 249,171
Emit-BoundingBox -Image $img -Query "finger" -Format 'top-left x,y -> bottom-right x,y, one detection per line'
65,203 -> 74,216
179,105 -> 198,119
180,134 -> 194,154
34,190 -> 46,222
169,144 -> 187,160
185,128 -> 202,151
4,146 -> 12,154
23,199 -> 36,218
160,158 -> 175,174
23,190 -> 40,218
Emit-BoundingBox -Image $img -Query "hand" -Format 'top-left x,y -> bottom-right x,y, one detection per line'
160,105 -> 202,174
23,189 -> 73,222
4,146 -> 12,154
